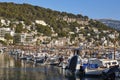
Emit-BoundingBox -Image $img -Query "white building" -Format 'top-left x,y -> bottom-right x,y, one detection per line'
93,28 -> 98,33
108,34 -> 115,39
35,20 -> 47,26
50,38 -> 69,47
14,33 -> 35,45
1,19 -> 10,26
0,28 -> 13,37
75,27 -> 80,33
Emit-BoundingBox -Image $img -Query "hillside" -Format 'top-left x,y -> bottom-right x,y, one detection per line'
97,19 -> 120,31
0,2 -> 119,46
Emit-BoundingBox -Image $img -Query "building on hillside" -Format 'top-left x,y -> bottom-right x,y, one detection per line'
0,28 -> 10,37
37,36 -> 51,43
1,19 -> 10,26
75,27 -> 80,33
0,28 -> 14,41
108,34 -> 115,39
50,38 -> 70,47
35,20 -> 47,26
14,33 -> 35,45
93,28 -> 99,33
80,26 -> 85,30
51,33 -> 58,37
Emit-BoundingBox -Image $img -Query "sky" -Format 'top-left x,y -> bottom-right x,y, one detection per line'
0,0 -> 120,20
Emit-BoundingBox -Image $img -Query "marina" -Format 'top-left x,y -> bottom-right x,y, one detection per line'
0,53 -> 102,80
0,46 -> 119,80
0,1 -> 120,80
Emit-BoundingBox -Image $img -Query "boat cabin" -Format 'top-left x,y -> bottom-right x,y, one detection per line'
87,58 -> 119,68
98,59 -> 119,68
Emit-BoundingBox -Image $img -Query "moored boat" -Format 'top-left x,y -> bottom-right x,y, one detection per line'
64,47 -> 119,77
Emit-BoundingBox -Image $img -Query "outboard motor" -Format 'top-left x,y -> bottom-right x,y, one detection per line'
103,65 -> 119,80
66,49 -> 82,74
68,55 -> 78,73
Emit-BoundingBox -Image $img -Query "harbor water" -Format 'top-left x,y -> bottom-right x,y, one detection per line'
0,54 -> 106,80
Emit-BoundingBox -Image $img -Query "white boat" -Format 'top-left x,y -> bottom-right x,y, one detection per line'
32,52 -> 48,64
83,58 -> 119,76
84,67 -> 107,76
45,55 -> 59,65
64,48 -> 119,77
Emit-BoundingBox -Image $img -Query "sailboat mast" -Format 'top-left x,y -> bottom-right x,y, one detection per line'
114,41 -> 116,60
114,32 -> 116,60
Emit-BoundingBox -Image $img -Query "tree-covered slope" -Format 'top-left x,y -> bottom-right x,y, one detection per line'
0,2 -> 116,38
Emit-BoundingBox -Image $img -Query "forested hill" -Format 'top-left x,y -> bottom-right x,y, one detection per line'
0,2 -> 116,38
0,2 -> 88,23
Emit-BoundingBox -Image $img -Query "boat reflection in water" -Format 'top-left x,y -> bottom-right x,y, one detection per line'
62,68 -> 102,80
0,54 -> 108,80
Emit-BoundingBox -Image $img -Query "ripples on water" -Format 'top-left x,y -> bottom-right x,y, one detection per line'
0,54 -> 102,80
